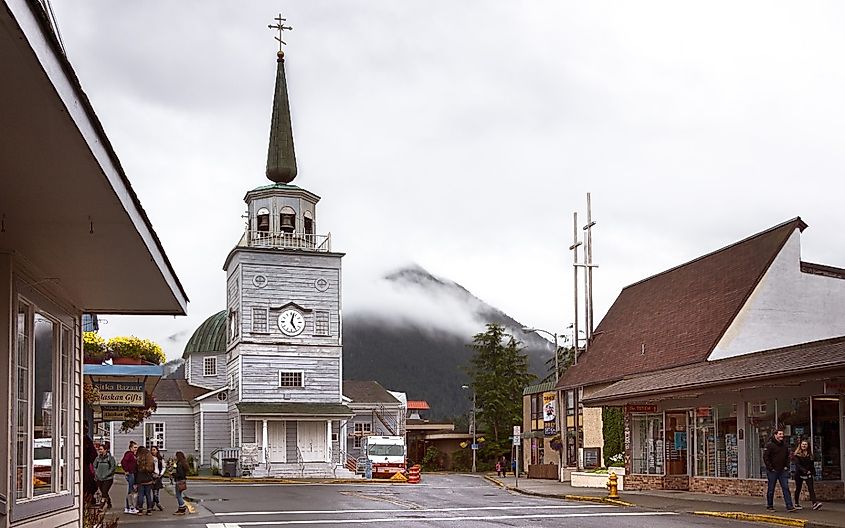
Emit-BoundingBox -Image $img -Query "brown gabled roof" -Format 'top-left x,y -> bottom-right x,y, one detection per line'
584,336 -> 845,405
342,380 -> 400,404
557,217 -> 807,390
153,379 -> 212,402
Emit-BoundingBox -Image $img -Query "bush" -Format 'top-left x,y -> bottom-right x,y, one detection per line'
602,407 -> 624,467
421,446 -> 442,471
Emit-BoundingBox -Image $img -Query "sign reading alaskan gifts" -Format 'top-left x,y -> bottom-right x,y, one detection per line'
543,392 -> 557,435
92,380 -> 145,407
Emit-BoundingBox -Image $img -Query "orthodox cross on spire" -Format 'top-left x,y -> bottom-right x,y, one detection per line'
268,14 -> 293,52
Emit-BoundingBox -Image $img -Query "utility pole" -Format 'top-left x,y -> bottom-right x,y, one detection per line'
471,391 -> 477,473
583,193 -> 597,339
569,212 -> 582,364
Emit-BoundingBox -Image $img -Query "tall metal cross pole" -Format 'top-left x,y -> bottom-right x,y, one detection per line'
569,212 -> 582,364
582,193 -> 597,339
268,14 -> 293,51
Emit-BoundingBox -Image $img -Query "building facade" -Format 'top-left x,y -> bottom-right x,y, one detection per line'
1,1 -> 188,526
558,218 -> 845,498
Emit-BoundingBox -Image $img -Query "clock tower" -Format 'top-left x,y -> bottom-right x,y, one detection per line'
222,32 -> 352,477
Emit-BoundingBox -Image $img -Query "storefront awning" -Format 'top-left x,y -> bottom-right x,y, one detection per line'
584,336 -> 845,406
237,402 -> 353,418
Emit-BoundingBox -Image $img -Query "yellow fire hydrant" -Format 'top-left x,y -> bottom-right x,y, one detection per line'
606,472 -> 620,499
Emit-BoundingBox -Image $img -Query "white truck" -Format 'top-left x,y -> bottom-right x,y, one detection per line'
361,435 -> 406,478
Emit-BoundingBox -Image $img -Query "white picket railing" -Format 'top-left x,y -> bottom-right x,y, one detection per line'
247,231 -> 331,252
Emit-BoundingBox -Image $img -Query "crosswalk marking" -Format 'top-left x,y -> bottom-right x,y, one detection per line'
215,504 -> 608,516
207,511 -> 677,526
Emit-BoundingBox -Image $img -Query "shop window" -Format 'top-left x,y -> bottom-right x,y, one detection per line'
631,413 -> 664,475
694,407 -> 716,477
13,296 -> 73,512
777,397 -> 810,452
565,390 -> 577,466
812,397 -> 842,480
694,404 -> 738,478
530,394 -> 543,431
746,398 -> 776,478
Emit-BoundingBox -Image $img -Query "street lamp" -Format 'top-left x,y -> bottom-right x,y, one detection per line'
461,384 -> 477,473
522,327 -> 565,482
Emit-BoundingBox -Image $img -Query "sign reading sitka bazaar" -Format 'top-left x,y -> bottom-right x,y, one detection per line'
92,381 -> 145,407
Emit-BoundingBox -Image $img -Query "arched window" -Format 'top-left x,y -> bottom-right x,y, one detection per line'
280,206 -> 296,233
256,208 -> 270,232
303,211 -> 314,236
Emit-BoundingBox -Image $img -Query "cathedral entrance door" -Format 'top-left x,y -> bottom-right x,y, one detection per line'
298,421 -> 327,462
267,421 -> 286,463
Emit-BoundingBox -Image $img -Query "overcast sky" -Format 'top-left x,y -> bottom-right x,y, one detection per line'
51,1 -> 845,360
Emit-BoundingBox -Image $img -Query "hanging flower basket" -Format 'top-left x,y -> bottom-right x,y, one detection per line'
83,331 -> 109,364
549,435 -> 563,451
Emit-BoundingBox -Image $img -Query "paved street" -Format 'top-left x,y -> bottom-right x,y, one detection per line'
116,474 -> 768,527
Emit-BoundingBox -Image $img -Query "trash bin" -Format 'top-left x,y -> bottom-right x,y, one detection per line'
222,458 -> 238,478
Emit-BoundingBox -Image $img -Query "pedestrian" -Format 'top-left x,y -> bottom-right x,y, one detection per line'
82,422 -> 98,505
500,456 -> 508,476
120,441 -> 139,514
93,443 -> 116,509
495,460 -> 502,477
172,451 -> 190,515
511,458 -> 517,477
793,440 -> 822,510
763,429 -> 797,512
150,446 -> 165,511
134,446 -> 155,515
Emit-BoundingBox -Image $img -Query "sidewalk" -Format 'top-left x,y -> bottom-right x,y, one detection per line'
486,475 -> 845,528
97,480 -> 199,525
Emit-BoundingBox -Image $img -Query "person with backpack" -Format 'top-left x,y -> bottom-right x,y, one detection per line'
793,440 -> 823,510
93,443 -> 116,509
120,441 -> 138,514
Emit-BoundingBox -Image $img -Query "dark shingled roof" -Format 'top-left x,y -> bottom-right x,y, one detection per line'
343,380 -> 400,404
183,310 -> 226,358
584,336 -> 845,405
557,218 -> 806,391
153,379 -> 211,402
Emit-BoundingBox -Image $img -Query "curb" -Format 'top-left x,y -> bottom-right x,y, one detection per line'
482,476 -> 635,507
693,511 -> 806,527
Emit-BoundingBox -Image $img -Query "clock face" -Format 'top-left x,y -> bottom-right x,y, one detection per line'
278,309 -> 306,336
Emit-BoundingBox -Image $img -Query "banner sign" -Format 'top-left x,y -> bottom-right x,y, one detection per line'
92,381 -> 145,407
625,404 -> 658,414
543,392 -> 557,435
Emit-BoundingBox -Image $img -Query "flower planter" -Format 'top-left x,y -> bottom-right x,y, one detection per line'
570,468 -> 625,490
111,357 -> 145,365
83,357 -> 105,365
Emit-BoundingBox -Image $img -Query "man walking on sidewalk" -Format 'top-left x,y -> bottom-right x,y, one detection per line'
764,429 -> 796,513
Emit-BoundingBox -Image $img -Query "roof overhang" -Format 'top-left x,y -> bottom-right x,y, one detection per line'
0,0 -> 187,315
237,402 -> 353,419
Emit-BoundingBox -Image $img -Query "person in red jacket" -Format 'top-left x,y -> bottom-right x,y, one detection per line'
120,441 -> 138,514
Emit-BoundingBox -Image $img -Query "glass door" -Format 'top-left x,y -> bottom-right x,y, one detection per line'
665,411 -> 689,475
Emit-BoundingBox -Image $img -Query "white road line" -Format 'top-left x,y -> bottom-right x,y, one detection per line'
211,511 -> 677,526
216,504 -> 608,516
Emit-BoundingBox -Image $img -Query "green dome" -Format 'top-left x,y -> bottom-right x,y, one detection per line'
182,310 -> 226,358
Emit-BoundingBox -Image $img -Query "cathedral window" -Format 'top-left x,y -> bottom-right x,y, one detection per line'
252,307 -> 269,333
278,371 -> 303,388
228,309 -> 239,342
314,310 -> 330,336
280,206 -> 296,233
256,208 -> 270,232
203,356 -> 217,377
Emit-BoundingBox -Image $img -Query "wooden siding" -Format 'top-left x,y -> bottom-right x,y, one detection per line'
240,353 -> 341,403
202,411 -> 231,465
111,406 -> 198,460
187,351 -> 227,390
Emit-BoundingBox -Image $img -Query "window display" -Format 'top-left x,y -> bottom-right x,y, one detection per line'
631,413 -> 664,475
746,398 -> 776,478
812,397 -> 842,480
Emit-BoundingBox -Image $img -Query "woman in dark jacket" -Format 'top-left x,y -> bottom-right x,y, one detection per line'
134,447 -> 155,515
172,451 -> 190,515
793,440 -> 822,510
150,446 -> 165,511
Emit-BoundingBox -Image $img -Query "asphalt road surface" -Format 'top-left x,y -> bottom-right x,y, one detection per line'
123,474 -> 760,528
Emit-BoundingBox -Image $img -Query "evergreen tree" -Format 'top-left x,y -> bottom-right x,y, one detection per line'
467,323 -> 535,448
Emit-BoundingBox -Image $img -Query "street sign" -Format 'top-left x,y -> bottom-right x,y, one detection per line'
513,425 -> 521,436
471,443 -> 479,450
512,434 -> 521,446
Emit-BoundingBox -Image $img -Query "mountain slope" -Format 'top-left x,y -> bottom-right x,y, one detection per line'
343,265 -> 554,420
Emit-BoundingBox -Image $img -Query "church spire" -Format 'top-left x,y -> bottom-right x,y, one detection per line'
265,15 -> 297,184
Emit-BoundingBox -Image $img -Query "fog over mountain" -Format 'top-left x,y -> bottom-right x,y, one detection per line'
343,265 -> 555,420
